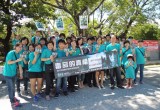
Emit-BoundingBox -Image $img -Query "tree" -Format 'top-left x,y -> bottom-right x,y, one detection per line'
107,0 -> 160,38
41,0 -> 105,35
0,0 -> 55,58
128,23 -> 160,40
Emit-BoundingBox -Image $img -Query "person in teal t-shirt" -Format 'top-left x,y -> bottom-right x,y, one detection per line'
16,37 -> 29,95
76,37 -> 85,88
93,37 -> 105,90
69,40 -> 81,56
55,39 -> 69,98
3,43 -> 23,107
121,40 -> 133,70
28,44 -> 43,102
106,35 -> 124,90
125,54 -> 137,89
12,35 -> 20,47
31,31 -> 41,44
134,40 -> 146,84
68,40 -> 81,92
41,41 -> 56,100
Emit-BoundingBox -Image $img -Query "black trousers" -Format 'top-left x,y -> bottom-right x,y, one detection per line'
110,67 -> 122,86
68,75 -> 77,89
84,72 -> 96,86
45,71 -> 54,95
105,69 -> 110,78
16,68 -> 29,92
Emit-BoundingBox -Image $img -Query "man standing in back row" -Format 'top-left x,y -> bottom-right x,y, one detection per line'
106,35 -> 125,90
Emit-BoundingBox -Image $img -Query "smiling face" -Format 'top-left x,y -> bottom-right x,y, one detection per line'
40,40 -> 46,45
15,44 -> 22,53
78,38 -> 83,45
71,40 -> 76,47
36,44 -> 42,50
111,35 -> 116,43
21,39 -> 27,45
138,42 -> 143,47
124,42 -> 130,47
59,42 -> 65,49
47,42 -> 54,50
29,45 -> 34,52
97,37 -> 102,45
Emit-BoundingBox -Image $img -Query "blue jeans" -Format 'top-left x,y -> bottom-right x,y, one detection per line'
5,76 -> 16,103
135,64 -> 144,82
56,77 -> 67,94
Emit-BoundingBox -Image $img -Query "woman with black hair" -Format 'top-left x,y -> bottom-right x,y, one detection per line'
28,44 -> 43,102
76,37 -> 85,88
41,41 -> 56,100
40,38 -> 47,51
16,37 -> 29,95
121,40 -> 133,71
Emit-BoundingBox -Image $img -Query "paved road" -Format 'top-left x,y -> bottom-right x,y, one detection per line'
0,65 -> 160,110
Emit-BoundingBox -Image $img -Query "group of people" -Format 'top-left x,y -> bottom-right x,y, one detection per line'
3,30 -> 146,108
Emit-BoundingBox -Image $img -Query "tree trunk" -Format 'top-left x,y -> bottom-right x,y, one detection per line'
119,19 -> 134,38
2,20 -> 12,60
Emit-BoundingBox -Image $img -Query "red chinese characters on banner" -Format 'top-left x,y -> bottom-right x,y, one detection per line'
132,40 -> 159,50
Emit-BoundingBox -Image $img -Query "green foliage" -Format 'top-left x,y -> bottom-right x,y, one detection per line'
128,23 -> 160,40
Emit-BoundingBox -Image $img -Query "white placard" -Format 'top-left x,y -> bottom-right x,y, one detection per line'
79,15 -> 88,29
55,17 -> 64,30
35,22 -> 45,31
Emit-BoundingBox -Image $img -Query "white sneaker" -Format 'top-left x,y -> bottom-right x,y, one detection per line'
98,86 -> 101,90
46,95 -> 50,101
101,85 -> 105,89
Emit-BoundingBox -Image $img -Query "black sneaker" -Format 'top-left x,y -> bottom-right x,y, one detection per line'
54,93 -> 59,98
70,88 -> 75,92
63,91 -> 68,96
93,84 -> 97,87
111,86 -> 115,90
88,84 -> 92,87
117,86 -> 125,89
74,87 -> 78,91
17,91 -> 21,96
1,80 -> 6,84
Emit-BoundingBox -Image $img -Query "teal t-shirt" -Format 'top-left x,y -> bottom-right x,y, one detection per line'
42,45 -> 47,52
106,43 -> 121,66
93,44 -> 105,53
135,47 -> 146,64
56,49 -> 66,58
12,39 -> 20,46
121,47 -> 132,65
124,60 -> 137,79
3,50 -> 21,77
83,43 -> 93,54
20,45 -> 28,68
41,48 -> 53,64
31,36 -> 40,44
103,41 -> 110,48
69,48 -> 81,56
28,52 -> 42,72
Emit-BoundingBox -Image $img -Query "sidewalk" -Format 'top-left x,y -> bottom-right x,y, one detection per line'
146,60 -> 160,65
